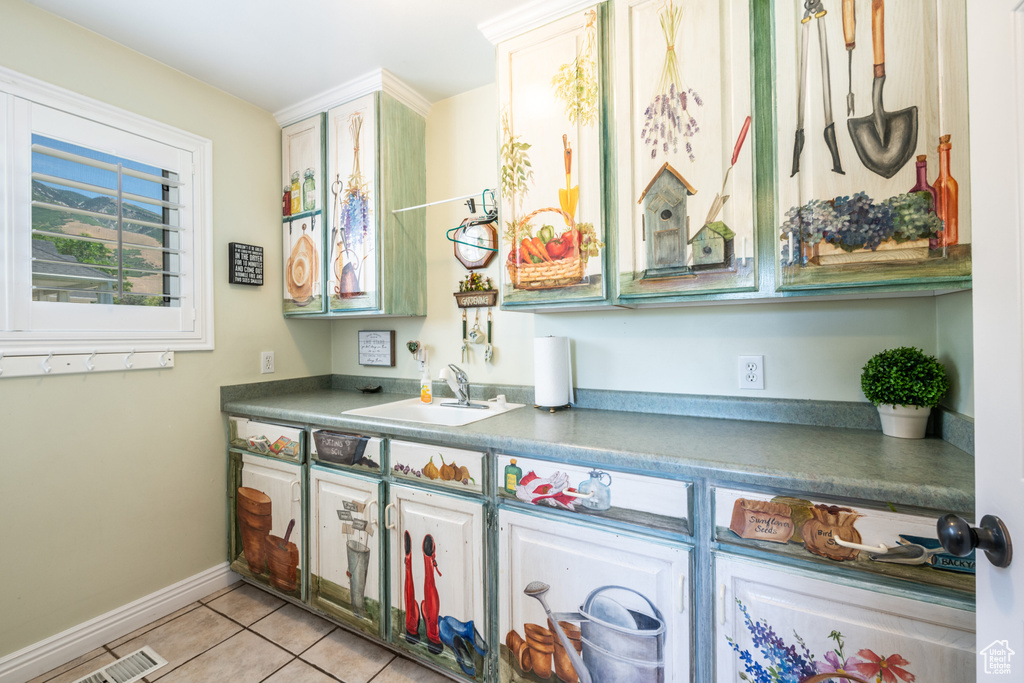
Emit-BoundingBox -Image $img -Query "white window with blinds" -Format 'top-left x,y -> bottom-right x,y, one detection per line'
0,67 -> 213,355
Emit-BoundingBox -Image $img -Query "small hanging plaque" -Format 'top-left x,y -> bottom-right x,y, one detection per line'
228,242 -> 264,286
358,330 -> 396,367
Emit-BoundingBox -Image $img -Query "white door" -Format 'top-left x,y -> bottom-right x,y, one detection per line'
499,508 -> 691,682
968,1 -> 1023,679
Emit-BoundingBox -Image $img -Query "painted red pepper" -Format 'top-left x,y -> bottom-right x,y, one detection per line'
421,534 -> 444,654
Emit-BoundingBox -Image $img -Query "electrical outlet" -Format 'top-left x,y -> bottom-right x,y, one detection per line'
261,351 -> 275,374
738,355 -> 764,390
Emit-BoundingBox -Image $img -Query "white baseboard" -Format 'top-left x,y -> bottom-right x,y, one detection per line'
0,563 -> 237,683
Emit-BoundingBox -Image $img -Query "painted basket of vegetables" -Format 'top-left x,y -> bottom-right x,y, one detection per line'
508,207 -> 584,290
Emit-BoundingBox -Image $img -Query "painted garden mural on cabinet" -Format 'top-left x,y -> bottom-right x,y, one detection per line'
496,0 -> 971,306
775,0 -> 971,290
615,0 -> 755,301
499,7 -> 608,306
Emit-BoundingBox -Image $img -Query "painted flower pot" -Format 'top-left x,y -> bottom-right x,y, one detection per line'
877,404 -> 931,439
265,534 -> 299,592
237,487 -> 272,574
524,623 -> 554,679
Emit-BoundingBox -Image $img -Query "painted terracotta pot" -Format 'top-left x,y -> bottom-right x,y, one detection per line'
265,534 -> 299,592
524,623 -> 554,678
236,487 -> 272,573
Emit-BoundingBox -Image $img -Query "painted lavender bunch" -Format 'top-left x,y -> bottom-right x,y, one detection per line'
640,0 -> 703,161
341,111 -> 372,255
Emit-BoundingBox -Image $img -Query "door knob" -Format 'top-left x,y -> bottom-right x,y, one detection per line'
937,514 -> 1013,568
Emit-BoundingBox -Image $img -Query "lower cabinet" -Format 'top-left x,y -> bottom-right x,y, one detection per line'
224,414 -> 974,683
714,554 -> 975,683
309,464 -> 383,638
387,482 -> 489,680
229,450 -> 305,601
499,508 -> 693,682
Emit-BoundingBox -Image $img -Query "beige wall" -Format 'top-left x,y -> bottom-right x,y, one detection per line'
0,0 -> 331,657
331,84 -> 537,385
331,85 -> 975,415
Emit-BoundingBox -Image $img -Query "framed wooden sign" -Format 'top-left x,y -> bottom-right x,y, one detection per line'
228,242 -> 264,286
357,330 -> 396,367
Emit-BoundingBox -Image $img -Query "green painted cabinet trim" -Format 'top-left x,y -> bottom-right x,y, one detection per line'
378,92 -> 427,317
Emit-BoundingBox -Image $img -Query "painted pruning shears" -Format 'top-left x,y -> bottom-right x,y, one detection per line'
791,0 -> 845,177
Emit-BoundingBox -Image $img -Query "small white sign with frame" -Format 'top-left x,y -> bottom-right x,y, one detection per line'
357,330 -> 395,367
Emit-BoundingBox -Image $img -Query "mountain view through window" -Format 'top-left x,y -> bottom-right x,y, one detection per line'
31,135 -> 182,306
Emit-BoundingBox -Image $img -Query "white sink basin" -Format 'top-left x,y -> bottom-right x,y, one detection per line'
343,397 -> 524,426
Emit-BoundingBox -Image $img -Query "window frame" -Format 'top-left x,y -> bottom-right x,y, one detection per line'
0,66 -> 214,353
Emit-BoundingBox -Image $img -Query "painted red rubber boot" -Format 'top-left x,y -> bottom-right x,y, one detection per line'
403,531 -> 420,644
421,534 -> 443,654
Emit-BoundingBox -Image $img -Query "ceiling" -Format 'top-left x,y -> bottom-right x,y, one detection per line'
23,0 -> 534,115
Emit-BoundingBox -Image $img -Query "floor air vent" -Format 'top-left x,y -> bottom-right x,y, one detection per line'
72,646 -> 167,683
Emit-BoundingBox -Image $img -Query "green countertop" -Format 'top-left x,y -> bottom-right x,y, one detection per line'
222,387 -> 973,513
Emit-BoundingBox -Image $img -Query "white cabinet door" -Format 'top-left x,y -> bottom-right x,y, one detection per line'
499,508 -> 692,682
387,483 -> 487,679
715,554 -> 974,683
232,453 -> 304,599
281,114 -> 325,315
309,465 -> 381,637
242,453 -> 304,559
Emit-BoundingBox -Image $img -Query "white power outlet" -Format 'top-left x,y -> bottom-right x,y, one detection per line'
738,355 -> 764,390
261,351 -> 275,374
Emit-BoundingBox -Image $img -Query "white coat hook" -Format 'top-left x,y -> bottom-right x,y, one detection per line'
85,351 -> 97,372
159,348 -> 171,367
124,348 -> 135,369
42,352 -> 53,374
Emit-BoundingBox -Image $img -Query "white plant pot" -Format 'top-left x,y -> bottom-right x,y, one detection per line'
877,404 -> 931,439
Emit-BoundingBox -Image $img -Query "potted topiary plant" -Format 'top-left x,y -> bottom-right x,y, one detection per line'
861,346 -> 949,439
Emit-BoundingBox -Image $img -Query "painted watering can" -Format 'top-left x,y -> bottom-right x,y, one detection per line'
526,582 -> 666,683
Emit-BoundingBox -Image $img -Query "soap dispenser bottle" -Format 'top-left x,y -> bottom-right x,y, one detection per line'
420,355 -> 432,404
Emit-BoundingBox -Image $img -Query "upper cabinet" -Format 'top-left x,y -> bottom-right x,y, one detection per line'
490,0 -> 970,310
614,0 -> 756,303
280,85 -> 426,318
497,6 -> 611,309
282,114 -> 327,315
773,0 -> 971,292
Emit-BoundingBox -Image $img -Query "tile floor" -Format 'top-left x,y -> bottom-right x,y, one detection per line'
28,581 -> 453,683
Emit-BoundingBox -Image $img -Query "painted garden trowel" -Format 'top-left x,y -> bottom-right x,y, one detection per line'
847,0 -> 918,179
705,115 -> 751,226
558,134 -> 578,225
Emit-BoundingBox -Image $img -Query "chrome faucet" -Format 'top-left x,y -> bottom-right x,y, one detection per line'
441,364 -> 487,410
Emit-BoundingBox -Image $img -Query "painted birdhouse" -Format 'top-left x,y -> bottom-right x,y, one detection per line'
689,221 -> 735,270
638,162 -> 696,279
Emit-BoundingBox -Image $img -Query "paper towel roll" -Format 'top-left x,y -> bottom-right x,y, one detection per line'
534,336 -> 573,408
